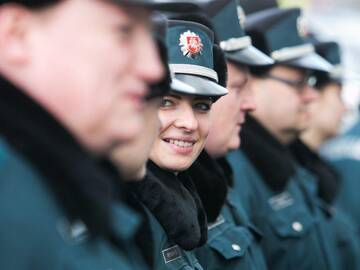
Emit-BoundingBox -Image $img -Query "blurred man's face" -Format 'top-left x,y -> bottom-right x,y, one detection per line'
0,0 -> 164,155
307,82 -> 346,140
251,65 -> 318,144
111,97 -> 162,180
206,62 -> 255,158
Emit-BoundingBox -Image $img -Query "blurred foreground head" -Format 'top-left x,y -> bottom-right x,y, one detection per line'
0,0 -> 198,155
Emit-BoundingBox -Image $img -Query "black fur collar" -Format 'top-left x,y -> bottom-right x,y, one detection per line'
188,151 -> 228,223
0,75 -> 117,237
240,115 -> 296,191
289,139 -> 340,204
128,161 -> 207,250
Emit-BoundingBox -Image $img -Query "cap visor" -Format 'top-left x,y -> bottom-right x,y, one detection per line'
174,74 -> 228,97
284,52 -> 333,72
171,78 -> 197,93
226,46 -> 274,66
116,0 -> 200,12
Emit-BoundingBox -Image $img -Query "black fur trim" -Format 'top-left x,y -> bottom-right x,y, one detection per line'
128,161 -> 208,250
189,151 -> 228,223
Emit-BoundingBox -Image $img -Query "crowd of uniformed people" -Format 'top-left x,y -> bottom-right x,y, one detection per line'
0,0 -> 359,269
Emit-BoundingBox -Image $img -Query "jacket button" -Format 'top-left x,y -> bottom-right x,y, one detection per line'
292,221 -> 303,232
232,244 -> 241,251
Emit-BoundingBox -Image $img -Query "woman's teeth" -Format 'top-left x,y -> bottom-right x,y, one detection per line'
168,139 -> 194,148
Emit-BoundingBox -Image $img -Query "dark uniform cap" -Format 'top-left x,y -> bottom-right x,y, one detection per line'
314,41 -> 342,82
0,0 -> 200,12
239,0 -> 278,15
201,0 -> 273,66
166,19 -> 228,98
149,13 -> 197,99
245,7 -> 333,72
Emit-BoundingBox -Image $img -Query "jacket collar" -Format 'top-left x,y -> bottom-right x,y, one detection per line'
289,139 -> 340,204
128,160 -> 208,250
240,115 -> 296,191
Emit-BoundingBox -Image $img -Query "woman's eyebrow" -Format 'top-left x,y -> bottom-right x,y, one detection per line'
167,94 -> 182,100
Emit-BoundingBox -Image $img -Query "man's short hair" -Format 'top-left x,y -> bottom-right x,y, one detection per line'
0,0 -> 56,9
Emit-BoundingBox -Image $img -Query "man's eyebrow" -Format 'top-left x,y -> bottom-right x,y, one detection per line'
229,77 -> 249,88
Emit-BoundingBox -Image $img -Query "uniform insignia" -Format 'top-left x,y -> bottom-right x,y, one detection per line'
179,30 -> 203,59
208,214 -> 225,230
57,218 -> 89,244
162,245 -> 182,263
237,6 -> 246,29
268,191 -> 294,211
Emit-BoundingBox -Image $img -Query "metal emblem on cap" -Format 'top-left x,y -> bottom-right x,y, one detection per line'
237,6 -> 246,29
297,16 -> 308,38
179,30 -> 203,59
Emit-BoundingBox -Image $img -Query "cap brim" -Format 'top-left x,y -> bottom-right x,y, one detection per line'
116,0 -> 200,12
171,77 -> 197,93
174,74 -> 228,97
283,52 -> 333,72
226,46 -> 274,66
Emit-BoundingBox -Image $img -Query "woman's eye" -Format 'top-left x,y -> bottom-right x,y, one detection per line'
160,98 -> 174,108
193,102 -> 212,112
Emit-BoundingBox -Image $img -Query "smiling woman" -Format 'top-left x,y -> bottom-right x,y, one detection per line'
127,18 -> 228,270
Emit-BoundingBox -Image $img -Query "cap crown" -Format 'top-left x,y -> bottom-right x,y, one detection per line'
246,8 -> 310,61
239,0 -> 278,15
167,20 -> 218,82
315,42 -> 341,66
206,0 -> 247,43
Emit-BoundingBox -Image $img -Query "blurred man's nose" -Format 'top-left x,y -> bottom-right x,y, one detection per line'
133,33 -> 165,84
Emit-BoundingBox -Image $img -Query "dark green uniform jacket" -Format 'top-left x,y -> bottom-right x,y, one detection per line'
290,140 -> 360,269
189,151 -> 267,270
128,161 -> 207,270
0,76 -> 148,270
227,116 -> 339,270
321,121 -> 360,243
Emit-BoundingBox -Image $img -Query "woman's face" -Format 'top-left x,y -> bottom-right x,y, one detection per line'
150,93 -> 212,171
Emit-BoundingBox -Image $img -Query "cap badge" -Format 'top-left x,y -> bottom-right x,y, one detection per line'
297,16 -> 308,38
237,6 -> 246,29
179,30 -> 203,59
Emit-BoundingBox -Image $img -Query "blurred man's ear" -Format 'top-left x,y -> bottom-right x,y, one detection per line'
0,4 -> 32,66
